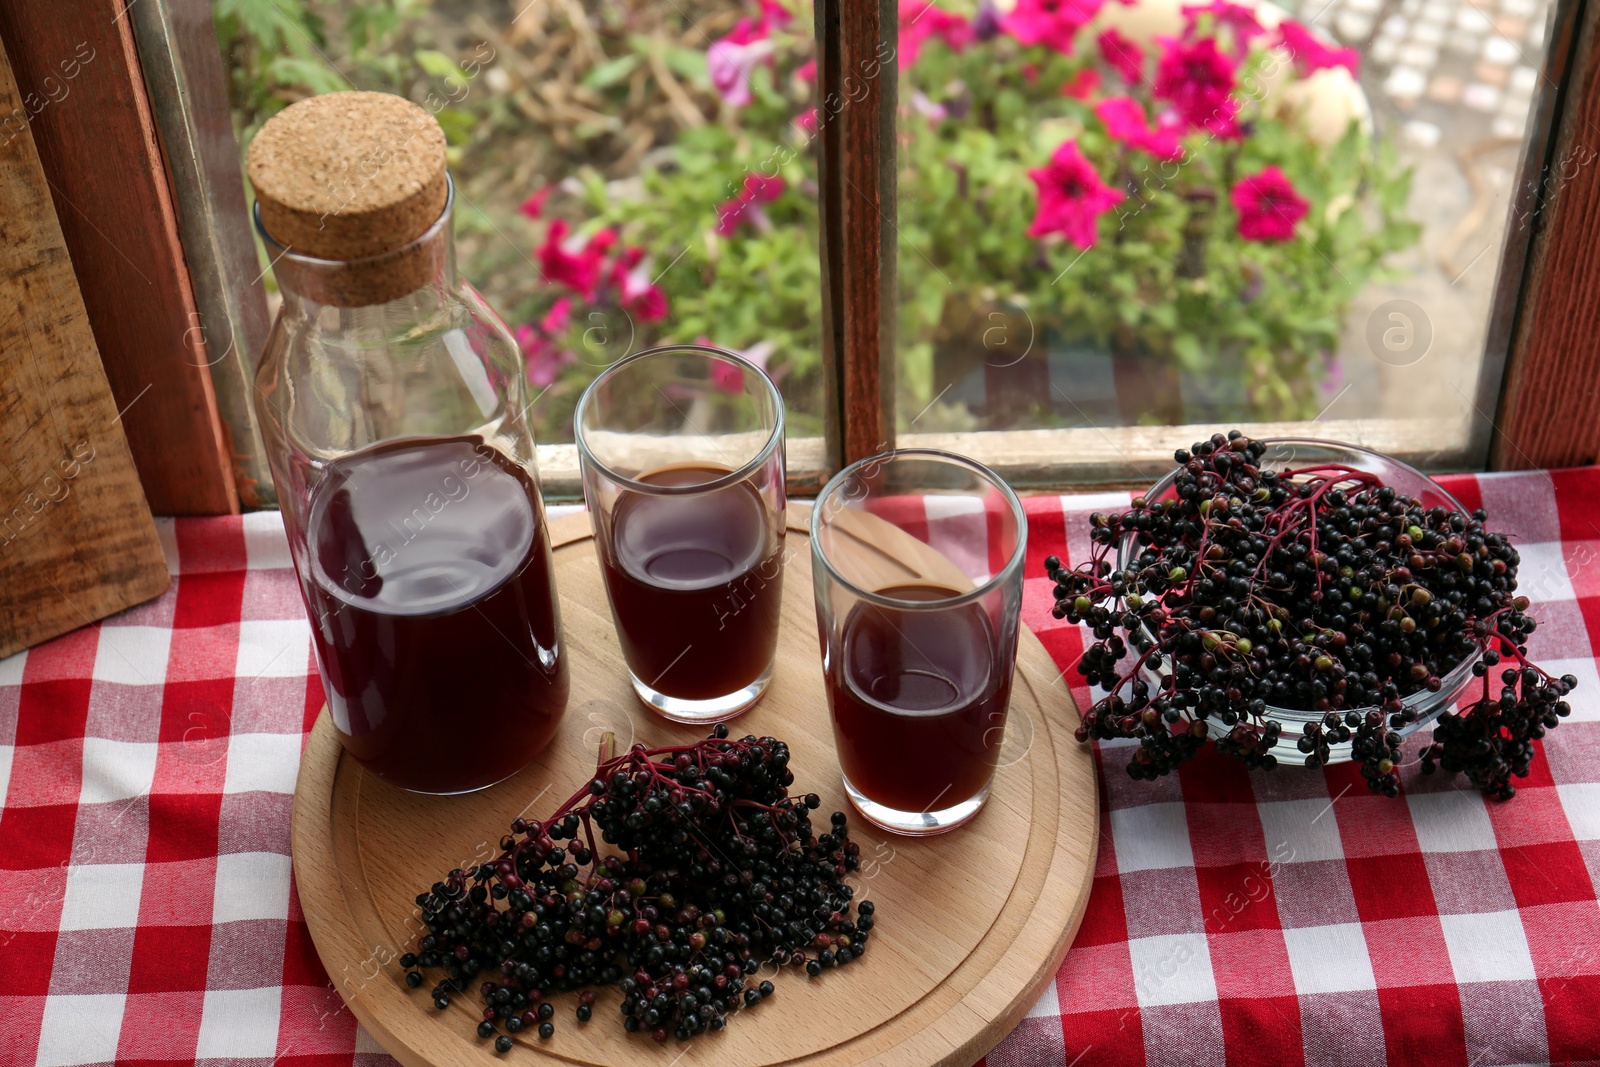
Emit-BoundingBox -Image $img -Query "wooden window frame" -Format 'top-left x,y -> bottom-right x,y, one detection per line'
0,0 -> 1596,516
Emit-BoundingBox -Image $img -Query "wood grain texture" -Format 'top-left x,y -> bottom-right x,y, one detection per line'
1492,0 -> 1600,470
816,0 -> 897,467
0,33 -> 170,659
0,0 -> 238,515
292,505 -> 1098,1067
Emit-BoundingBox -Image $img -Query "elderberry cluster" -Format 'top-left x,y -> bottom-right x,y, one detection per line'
1045,430 -> 1577,799
403,725 -> 874,1050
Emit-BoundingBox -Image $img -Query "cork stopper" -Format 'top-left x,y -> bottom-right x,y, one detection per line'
247,91 -> 450,306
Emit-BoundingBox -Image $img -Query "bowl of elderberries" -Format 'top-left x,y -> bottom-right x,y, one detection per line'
1046,433 -> 1578,800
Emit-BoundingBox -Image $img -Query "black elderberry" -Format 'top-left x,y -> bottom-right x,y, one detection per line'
402,729 -> 876,1045
1047,431 -> 1575,800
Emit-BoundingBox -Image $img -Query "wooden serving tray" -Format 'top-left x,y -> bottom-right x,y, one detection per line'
292,504 -> 1098,1067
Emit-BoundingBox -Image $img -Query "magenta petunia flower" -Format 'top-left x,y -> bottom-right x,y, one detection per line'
1097,29 -> 1145,84
898,0 -> 974,66
518,185 -> 552,221
1004,0 -> 1104,55
1181,0 -> 1265,56
1060,67 -> 1101,99
514,323 -> 576,388
1231,165 -> 1309,241
743,173 -> 786,202
757,0 -> 794,28
707,18 -> 776,108
795,57 -> 817,83
540,296 -> 572,336
1277,20 -> 1360,75
1096,96 -> 1183,160
536,220 -> 614,300
1027,139 -> 1125,249
714,172 -> 788,236
1154,36 -> 1241,136
608,248 -> 670,324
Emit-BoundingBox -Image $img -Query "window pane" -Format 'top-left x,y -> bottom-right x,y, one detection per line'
218,0 -> 825,483
891,0 -> 1555,474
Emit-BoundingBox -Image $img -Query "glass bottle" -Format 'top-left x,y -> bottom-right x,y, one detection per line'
248,91 -> 568,793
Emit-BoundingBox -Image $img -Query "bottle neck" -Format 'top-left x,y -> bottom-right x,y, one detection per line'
276,235 -> 460,326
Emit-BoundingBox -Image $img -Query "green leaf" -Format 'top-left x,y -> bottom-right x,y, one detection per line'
414,49 -> 468,83
585,53 -> 642,90
1171,333 -> 1202,369
265,55 -> 349,94
433,107 -> 476,145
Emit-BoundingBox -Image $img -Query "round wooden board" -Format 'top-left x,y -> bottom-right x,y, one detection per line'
292,504 -> 1099,1067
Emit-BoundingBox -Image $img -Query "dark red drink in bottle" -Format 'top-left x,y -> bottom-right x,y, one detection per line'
302,436 -> 568,793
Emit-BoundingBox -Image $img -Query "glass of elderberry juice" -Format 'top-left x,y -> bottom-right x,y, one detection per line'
575,345 -> 786,723
811,450 -> 1026,835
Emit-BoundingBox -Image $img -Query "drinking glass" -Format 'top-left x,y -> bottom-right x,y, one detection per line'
576,345 -> 786,723
811,449 -> 1026,835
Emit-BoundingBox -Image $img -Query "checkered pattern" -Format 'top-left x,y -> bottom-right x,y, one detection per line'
2,472 -> 1598,1067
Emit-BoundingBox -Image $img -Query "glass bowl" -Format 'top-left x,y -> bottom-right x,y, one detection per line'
1115,438 -> 1482,766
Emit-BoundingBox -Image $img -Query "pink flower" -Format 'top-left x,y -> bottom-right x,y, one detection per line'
1096,96 -> 1183,160
1154,36 -> 1241,136
1277,20 -> 1360,74
794,107 -> 819,132
697,339 -> 774,393
1231,165 -> 1309,241
1005,0 -> 1104,54
1060,67 -> 1101,99
795,57 -> 817,83
709,347 -> 746,393
708,18 -> 776,108
1182,1 -> 1265,55
518,186 -> 552,220
715,172 -> 787,236
628,286 -> 669,323
1097,29 -> 1145,84
744,173 -> 786,202
898,0 -> 974,66
610,247 -> 670,323
514,324 -> 576,388
1027,140 -> 1124,249
540,296 -> 572,336
757,0 -> 793,28
911,91 -> 950,121
536,220 -> 614,300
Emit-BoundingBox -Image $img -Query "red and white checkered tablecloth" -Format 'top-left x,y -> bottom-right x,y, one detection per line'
3,468 -> 1599,1067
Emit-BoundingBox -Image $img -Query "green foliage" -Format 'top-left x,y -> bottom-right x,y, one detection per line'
887,31 -> 1418,421
219,0 -> 1421,435
214,0 -> 436,142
